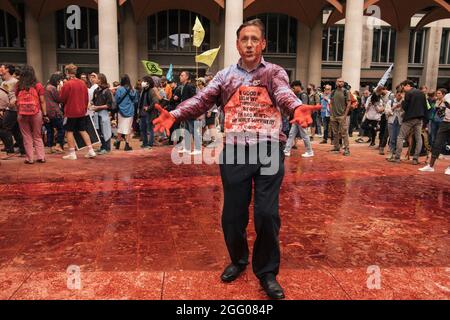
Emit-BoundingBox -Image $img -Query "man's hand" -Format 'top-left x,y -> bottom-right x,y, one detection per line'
291,105 -> 322,128
153,104 -> 176,136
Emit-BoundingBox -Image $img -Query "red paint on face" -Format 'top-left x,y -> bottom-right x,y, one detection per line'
236,26 -> 266,67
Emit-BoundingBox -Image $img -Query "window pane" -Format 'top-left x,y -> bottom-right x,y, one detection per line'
322,28 -> 328,61
289,17 -> 297,54
408,30 -> 415,63
372,29 -> 380,62
0,12 -> 7,47
157,11 -> 168,50
278,14 -> 288,53
267,13 -> 277,53
148,14 -> 156,50
201,16 -> 210,52
414,30 -> 423,63
167,10 -> 179,51
328,27 -> 337,61
337,27 -> 344,61
6,11 -> 18,47
389,30 -> 396,62
78,8 -> 88,49
89,9 -> 98,49
380,29 -> 389,62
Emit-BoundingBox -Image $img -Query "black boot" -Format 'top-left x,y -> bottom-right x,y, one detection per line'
114,140 -> 121,150
124,143 -> 132,151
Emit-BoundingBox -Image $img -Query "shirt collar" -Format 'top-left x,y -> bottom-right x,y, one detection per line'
237,57 -> 267,73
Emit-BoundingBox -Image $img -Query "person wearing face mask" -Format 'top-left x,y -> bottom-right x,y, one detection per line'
137,76 -> 161,149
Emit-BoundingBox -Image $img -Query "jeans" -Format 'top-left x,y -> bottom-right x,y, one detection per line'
285,123 -> 312,153
0,110 -> 24,153
395,118 -> 423,160
322,116 -> 330,141
429,120 -> 441,148
45,117 -> 65,148
388,120 -> 401,153
185,119 -> 202,151
379,114 -> 389,148
140,113 -> 154,147
98,116 -> 111,151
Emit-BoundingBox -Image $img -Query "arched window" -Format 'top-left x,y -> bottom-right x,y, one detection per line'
147,10 -> 210,52
247,13 -> 297,54
0,4 -> 25,48
56,7 -> 99,50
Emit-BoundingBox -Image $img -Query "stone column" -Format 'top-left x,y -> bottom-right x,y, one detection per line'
122,2 -> 139,84
25,5 -> 43,82
308,16 -> 323,88
224,0 -> 243,67
137,19 -> 148,79
421,22 -> 443,91
98,0 -> 120,83
40,13 -> 58,82
341,0 -> 364,91
361,17 -> 374,69
392,27 -> 410,89
296,22 -> 310,86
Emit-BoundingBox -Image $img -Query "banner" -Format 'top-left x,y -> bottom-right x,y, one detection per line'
142,60 -> 163,76
376,63 -> 394,90
192,16 -> 205,48
195,46 -> 221,67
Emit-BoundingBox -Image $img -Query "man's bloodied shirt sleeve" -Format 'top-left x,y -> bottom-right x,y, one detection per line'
271,66 -> 302,114
171,72 -> 223,122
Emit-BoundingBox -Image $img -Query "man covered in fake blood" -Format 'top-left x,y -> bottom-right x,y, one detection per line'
153,19 -> 320,299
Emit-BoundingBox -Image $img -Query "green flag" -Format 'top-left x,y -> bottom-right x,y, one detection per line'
142,60 -> 163,76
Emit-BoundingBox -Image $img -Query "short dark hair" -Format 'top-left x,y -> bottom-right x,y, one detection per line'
437,88 -> 448,96
1,64 -> 15,75
236,18 -> 266,39
400,80 -> 415,88
291,80 -> 302,88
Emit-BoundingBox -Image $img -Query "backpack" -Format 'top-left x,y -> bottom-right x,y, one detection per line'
17,86 -> 40,116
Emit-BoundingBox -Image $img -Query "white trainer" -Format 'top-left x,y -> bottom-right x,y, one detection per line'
62,153 -> 77,160
85,150 -> 97,159
419,165 -> 434,172
302,151 -> 314,158
445,167 -> 450,175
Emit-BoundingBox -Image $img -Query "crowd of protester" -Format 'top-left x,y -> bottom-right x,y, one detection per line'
0,62 -> 449,174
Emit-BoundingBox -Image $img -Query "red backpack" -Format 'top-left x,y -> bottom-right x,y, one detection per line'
17,86 -> 40,116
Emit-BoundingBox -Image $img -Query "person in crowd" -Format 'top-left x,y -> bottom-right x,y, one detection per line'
389,80 -> 428,165
44,72 -> 65,153
137,75 -> 161,149
428,89 -> 446,148
320,84 -> 332,144
174,71 -> 198,154
15,65 -> 47,164
284,81 -> 314,158
362,92 -> 384,148
419,92 -> 450,175
114,74 -> 137,151
385,90 -> 405,160
91,73 -> 113,155
377,86 -> 395,155
307,84 -> 321,140
59,63 -> 96,160
0,64 -> 24,156
160,76 -> 173,101
330,78 -> 352,156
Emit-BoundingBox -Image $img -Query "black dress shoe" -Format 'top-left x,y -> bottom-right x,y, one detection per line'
221,264 -> 246,283
260,274 -> 285,299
